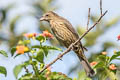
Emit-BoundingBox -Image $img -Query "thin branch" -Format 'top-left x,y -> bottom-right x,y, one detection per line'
100,0 -> 103,15
86,8 -> 91,30
27,53 -> 39,76
24,66 -> 29,73
39,10 -> 108,74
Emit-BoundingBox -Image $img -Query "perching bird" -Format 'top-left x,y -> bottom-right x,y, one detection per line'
40,11 -> 95,77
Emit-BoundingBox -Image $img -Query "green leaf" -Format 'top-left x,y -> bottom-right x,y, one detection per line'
115,58 -> 120,60
31,61 -> 38,65
94,62 -> 105,69
32,45 -> 62,51
23,61 -> 31,66
43,48 -> 48,57
18,40 -> 30,45
11,47 -> 16,56
49,72 -> 72,80
36,36 -> 46,43
0,50 -> 8,57
98,55 -> 106,60
105,16 -> 120,28
0,66 -> 7,76
42,45 -> 62,51
32,45 -> 40,48
19,73 -> 47,80
23,40 -> 30,45
35,49 -> 44,63
38,75 -> 46,80
14,64 -> 23,79
110,51 -> 120,62
19,73 -> 33,80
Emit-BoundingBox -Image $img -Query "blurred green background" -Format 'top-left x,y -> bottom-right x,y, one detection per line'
0,0 -> 120,80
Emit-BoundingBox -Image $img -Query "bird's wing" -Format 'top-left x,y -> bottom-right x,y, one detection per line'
63,19 -> 79,38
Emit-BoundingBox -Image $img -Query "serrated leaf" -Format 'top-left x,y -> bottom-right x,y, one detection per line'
36,36 -> 46,43
105,16 -> 120,28
23,61 -> 31,66
42,45 -> 62,51
35,49 -> 44,63
14,64 -> 23,79
18,73 -> 33,80
18,40 -> 31,45
32,45 -> 62,51
32,45 -> 40,48
115,58 -> 120,60
98,55 -> 106,61
43,48 -> 48,57
38,75 -> 46,80
0,66 -> 7,76
11,47 -> 16,56
110,51 -> 120,62
94,62 -> 105,69
49,72 -> 72,80
0,50 -> 8,57
31,61 -> 38,65
24,40 -> 30,45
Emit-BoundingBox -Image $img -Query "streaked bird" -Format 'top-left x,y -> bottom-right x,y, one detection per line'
40,11 -> 95,77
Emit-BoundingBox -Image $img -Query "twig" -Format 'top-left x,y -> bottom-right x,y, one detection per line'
39,10 -> 108,74
27,53 -> 39,76
100,0 -> 103,15
24,66 -> 29,73
86,8 -> 91,30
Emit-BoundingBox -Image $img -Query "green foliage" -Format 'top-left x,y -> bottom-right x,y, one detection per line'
78,51 -> 120,80
11,32 -> 72,80
0,50 -> 8,57
110,51 -> 120,62
36,36 -> 46,43
35,49 -> 44,63
14,64 -> 23,79
11,47 -> 16,56
0,66 -> 7,76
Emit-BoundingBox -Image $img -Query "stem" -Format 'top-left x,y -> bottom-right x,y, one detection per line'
24,66 -> 29,73
27,53 -> 39,77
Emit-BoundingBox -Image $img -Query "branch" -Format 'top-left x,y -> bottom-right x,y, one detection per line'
27,53 -> 39,76
86,8 -> 91,30
39,10 -> 108,74
24,66 -> 29,73
100,0 -> 103,15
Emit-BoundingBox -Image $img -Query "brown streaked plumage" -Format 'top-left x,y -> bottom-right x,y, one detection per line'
40,11 -> 95,77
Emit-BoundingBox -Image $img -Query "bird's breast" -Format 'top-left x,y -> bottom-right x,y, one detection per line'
50,21 -> 77,47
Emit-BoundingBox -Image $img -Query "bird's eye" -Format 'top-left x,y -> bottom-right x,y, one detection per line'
46,14 -> 49,17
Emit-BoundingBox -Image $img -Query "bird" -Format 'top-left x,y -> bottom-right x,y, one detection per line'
40,11 -> 95,77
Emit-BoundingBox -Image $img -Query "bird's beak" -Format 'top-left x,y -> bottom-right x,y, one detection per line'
40,16 -> 45,21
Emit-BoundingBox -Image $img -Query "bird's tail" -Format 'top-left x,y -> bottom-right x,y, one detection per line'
74,48 -> 95,77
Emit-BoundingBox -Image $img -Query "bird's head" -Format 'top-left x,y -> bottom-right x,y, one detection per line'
40,11 -> 58,22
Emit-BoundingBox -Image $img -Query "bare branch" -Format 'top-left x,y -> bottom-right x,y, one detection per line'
39,10 -> 108,74
100,0 -> 103,15
86,8 -> 91,30
24,66 -> 29,73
